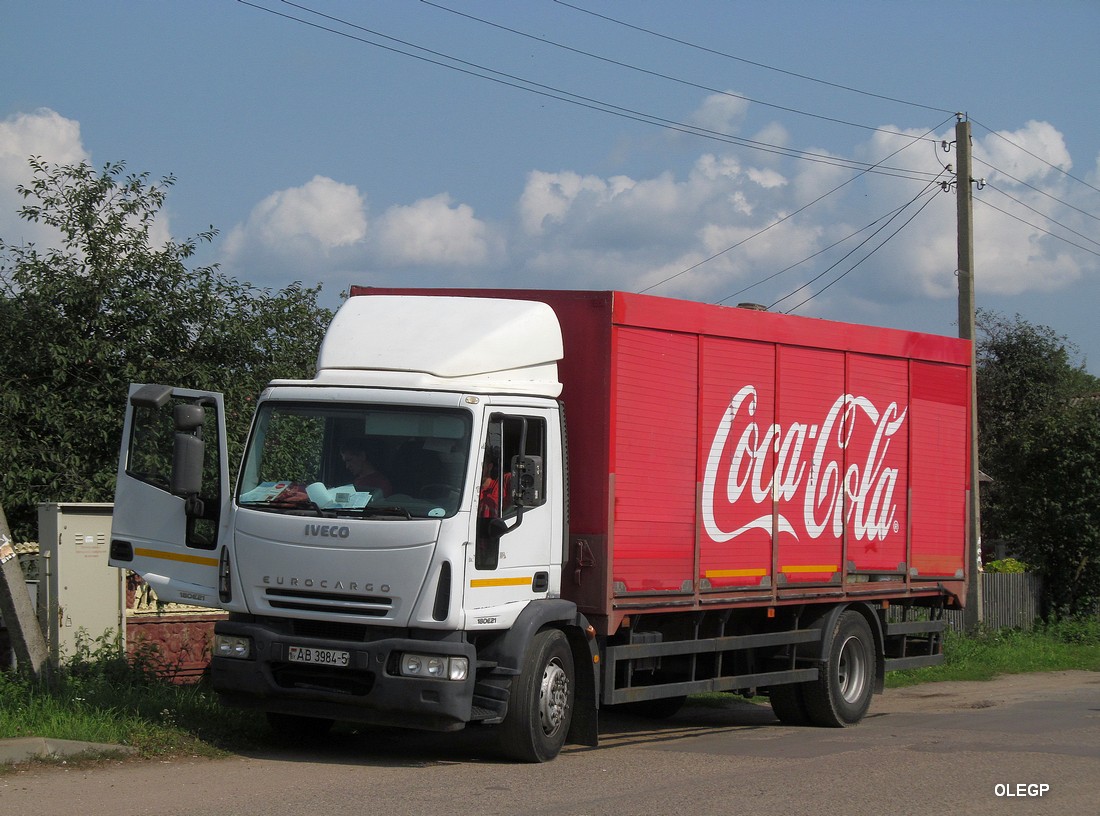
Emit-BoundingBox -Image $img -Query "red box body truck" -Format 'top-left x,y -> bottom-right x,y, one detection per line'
111,288 -> 970,761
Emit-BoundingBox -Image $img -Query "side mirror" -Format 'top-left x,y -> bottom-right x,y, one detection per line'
511,455 -> 543,507
171,404 -> 206,499
130,383 -> 173,409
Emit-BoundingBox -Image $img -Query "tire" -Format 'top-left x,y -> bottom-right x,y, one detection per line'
499,628 -> 575,762
803,610 -> 877,727
265,711 -> 335,740
768,683 -> 812,726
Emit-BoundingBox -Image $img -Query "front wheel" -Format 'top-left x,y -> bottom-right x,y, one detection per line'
803,610 -> 877,727
499,628 -> 575,762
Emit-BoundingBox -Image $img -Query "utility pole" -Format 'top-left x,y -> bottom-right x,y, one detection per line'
956,114 -> 983,631
0,503 -> 52,683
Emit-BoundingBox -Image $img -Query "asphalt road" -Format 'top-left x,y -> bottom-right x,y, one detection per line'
2,671 -> 1097,816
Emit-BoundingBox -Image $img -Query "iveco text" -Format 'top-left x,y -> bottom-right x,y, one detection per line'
303,524 -> 351,538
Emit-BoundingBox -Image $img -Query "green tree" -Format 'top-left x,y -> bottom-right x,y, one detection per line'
0,158 -> 333,542
1005,400 -> 1100,615
976,309 -> 1100,615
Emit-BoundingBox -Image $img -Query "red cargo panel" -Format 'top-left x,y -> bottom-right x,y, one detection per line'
698,337 -> 776,589
610,327 -> 697,593
910,361 -> 968,579
697,341 -> 914,590
844,354 -> 910,574
774,346 -> 846,584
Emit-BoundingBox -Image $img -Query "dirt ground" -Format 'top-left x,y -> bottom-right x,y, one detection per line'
2,671 -> 1098,816
873,669 -> 1100,713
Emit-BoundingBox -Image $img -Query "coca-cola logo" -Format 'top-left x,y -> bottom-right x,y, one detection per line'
702,385 -> 907,544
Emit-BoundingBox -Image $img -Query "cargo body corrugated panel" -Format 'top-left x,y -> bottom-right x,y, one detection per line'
350,288 -> 971,629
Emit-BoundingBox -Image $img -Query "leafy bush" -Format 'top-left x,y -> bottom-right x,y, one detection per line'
984,557 -> 1030,573
1038,616 -> 1100,646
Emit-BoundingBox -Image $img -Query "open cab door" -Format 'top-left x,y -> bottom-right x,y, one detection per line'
109,384 -> 231,609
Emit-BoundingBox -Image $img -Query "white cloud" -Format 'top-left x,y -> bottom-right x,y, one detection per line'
0,108 -> 87,167
978,120 -> 1071,184
224,175 -> 367,260
688,92 -> 750,135
518,170 -> 628,235
374,193 -> 497,266
9,107 -> 1088,339
0,108 -> 180,256
217,176 -> 368,293
694,154 -> 743,184
0,108 -> 90,247
974,204 -> 1081,295
510,117 -> 1095,314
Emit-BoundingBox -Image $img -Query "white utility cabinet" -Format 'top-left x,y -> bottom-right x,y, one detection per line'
37,503 -> 125,663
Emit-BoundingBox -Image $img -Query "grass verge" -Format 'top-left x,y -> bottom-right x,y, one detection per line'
887,617 -> 1100,687
0,637 -> 267,762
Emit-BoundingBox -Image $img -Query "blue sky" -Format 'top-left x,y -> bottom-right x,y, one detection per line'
4,1 -> 1100,369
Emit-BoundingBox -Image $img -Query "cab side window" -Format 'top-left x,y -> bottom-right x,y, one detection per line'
475,414 -> 546,569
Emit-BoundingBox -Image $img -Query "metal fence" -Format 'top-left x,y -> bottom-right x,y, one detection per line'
943,572 -> 1044,632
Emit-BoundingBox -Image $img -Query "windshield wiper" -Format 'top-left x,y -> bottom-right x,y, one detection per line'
357,505 -> 413,519
239,501 -> 330,517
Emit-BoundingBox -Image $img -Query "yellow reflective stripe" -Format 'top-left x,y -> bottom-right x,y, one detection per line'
780,564 -> 837,574
133,547 -> 219,567
705,568 -> 768,578
469,576 -> 533,588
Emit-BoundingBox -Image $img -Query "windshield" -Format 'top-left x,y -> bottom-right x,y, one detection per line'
237,401 -> 471,519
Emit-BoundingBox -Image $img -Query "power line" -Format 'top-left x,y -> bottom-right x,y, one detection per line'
239,2 -> 940,182
975,197 -> 1100,260
971,117 -> 1100,198
553,0 -> 956,116
637,175 -> 860,295
715,201 -> 918,304
640,117 -> 954,294
250,2 -> 1100,297
972,157 -> 1100,225
545,1 -> 1100,233
422,0 -> 939,144
769,174 -> 947,309
983,181 -> 1100,252
779,183 -> 945,313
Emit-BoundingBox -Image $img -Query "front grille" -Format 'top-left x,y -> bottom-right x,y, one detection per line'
271,663 -> 375,696
289,619 -> 372,642
264,587 -> 392,617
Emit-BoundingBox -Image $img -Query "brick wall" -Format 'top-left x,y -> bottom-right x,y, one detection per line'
126,611 -> 227,683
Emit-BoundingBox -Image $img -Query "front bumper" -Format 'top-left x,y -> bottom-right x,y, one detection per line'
211,619 -> 477,732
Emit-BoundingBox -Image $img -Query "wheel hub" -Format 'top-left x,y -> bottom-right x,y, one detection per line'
539,659 -> 569,735
837,634 -> 869,704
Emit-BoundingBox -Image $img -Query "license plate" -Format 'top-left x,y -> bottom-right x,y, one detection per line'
287,645 -> 350,667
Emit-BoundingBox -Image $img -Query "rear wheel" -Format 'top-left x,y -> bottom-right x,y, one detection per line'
803,610 -> 877,727
499,628 -> 574,762
768,683 -> 811,725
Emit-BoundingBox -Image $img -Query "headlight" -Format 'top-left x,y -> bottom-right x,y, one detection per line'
214,634 -> 252,660
398,653 -> 468,681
